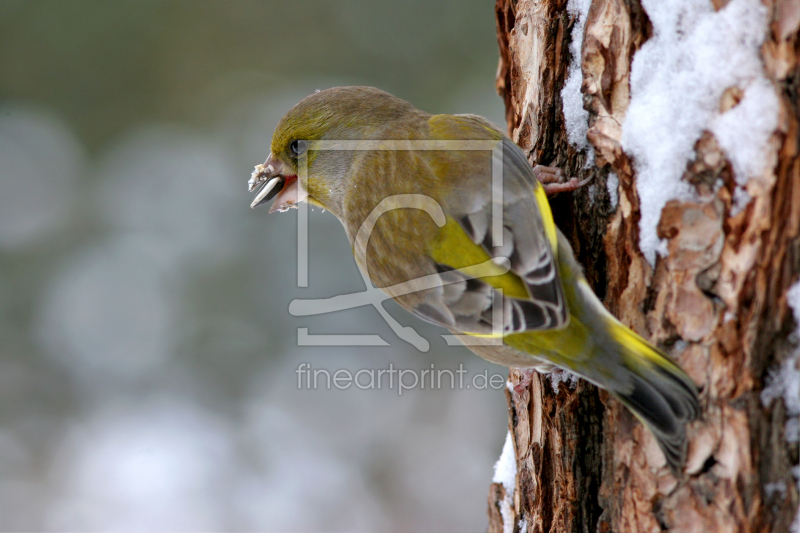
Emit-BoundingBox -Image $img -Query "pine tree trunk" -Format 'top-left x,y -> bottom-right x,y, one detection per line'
487,1 -> 800,531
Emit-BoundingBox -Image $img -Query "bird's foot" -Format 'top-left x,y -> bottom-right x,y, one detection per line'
533,165 -> 593,196
511,368 -> 536,396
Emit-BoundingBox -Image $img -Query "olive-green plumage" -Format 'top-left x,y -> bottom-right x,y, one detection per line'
253,86 -> 700,470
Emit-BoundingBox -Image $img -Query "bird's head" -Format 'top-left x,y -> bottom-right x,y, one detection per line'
248,86 -> 422,217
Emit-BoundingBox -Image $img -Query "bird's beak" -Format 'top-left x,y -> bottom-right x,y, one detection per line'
248,154 -> 308,211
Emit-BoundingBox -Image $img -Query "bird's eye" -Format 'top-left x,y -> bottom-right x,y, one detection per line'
290,140 -> 308,156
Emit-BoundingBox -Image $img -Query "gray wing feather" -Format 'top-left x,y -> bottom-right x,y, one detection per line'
412,137 -> 568,334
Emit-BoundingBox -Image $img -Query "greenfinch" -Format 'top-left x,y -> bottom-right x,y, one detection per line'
249,86 -> 699,470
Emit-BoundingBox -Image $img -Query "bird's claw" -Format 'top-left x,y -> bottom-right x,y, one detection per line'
533,165 -> 593,196
511,368 -> 536,396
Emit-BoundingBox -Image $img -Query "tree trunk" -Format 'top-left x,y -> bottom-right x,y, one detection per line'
487,1 -> 800,532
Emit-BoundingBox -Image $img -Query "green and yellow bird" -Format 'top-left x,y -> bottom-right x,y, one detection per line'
249,86 -> 699,470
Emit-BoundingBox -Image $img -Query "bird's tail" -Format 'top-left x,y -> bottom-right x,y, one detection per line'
604,323 -> 701,472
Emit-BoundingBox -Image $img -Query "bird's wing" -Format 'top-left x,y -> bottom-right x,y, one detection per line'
411,123 -> 569,336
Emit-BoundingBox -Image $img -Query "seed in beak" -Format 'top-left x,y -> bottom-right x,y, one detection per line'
250,176 -> 285,209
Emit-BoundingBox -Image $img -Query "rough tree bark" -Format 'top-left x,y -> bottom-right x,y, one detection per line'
487,1 -> 800,532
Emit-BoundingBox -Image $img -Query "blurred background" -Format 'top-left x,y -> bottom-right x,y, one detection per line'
0,1 -> 509,530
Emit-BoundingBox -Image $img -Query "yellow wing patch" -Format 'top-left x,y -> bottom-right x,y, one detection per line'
533,183 -> 558,253
429,218 -> 529,300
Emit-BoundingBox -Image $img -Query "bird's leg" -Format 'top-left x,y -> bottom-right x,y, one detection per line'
511,368 -> 536,396
533,165 -> 593,196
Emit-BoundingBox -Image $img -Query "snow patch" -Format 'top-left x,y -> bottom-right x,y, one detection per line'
761,354 -> 800,443
763,280 -> 800,443
607,172 -> 619,210
493,431 -> 518,533
562,0 -> 593,158
493,431 -> 517,494
548,369 -> 580,394
621,0 -> 776,265
765,280 -> 800,532
787,281 -> 800,339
